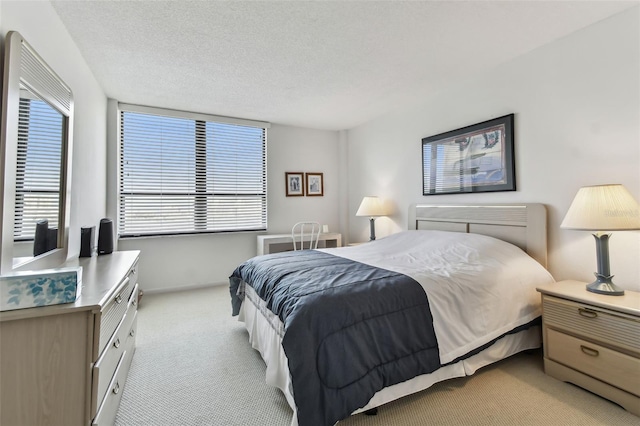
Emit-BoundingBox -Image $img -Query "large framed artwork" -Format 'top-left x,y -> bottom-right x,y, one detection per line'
422,114 -> 515,195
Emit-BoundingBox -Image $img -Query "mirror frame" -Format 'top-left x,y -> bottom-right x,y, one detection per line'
0,31 -> 73,274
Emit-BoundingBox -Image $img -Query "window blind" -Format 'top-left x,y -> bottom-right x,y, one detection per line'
14,97 -> 63,240
422,142 -> 468,194
119,108 -> 267,237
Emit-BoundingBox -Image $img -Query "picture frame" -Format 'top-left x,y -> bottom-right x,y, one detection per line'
305,172 -> 324,197
285,172 -> 305,196
422,114 -> 515,195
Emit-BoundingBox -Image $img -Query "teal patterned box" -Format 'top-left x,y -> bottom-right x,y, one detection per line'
0,267 -> 82,311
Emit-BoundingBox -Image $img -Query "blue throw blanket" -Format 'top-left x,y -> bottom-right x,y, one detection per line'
230,250 -> 440,426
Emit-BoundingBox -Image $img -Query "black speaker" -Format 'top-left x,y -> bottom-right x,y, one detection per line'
46,228 -> 58,252
80,226 -> 95,257
97,218 -> 114,255
33,219 -> 49,256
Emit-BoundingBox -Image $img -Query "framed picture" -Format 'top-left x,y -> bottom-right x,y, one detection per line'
422,114 -> 515,195
305,172 -> 324,196
285,172 -> 305,196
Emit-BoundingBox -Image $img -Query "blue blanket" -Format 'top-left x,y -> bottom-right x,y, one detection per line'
230,250 -> 440,426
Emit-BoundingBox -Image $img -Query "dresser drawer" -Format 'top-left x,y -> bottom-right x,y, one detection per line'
543,296 -> 640,355
128,261 -> 139,296
123,312 -> 137,373
547,328 -> 640,396
92,351 -> 128,426
98,272 -> 135,355
92,284 -> 139,413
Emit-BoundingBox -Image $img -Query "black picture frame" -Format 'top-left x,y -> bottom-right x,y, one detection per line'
422,114 -> 515,195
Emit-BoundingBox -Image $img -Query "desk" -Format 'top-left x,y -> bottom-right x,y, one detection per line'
257,232 -> 342,255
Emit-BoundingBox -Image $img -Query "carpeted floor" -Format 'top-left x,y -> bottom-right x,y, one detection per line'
115,285 -> 639,426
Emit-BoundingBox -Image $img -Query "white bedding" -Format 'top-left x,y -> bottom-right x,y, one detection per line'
322,230 -> 555,364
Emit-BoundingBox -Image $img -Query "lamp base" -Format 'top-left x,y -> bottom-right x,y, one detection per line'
586,273 -> 625,296
369,218 -> 376,241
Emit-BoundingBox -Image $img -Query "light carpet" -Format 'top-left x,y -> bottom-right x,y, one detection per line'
115,285 -> 639,425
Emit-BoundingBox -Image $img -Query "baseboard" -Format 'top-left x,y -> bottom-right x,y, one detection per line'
143,281 -> 228,295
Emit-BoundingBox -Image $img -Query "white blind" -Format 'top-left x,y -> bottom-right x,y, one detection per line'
14,97 -> 62,240
422,141 -> 468,194
119,108 -> 267,237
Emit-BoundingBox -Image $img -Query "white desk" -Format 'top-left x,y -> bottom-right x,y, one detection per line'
257,232 -> 342,256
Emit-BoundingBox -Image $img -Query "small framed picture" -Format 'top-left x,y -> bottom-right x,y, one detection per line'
285,172 -> 305,196
305,172 -> 324,196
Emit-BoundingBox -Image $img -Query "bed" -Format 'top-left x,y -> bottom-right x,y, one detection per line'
229,203 -> 555,426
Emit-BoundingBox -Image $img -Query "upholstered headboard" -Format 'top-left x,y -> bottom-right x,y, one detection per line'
408,203 -> 548,267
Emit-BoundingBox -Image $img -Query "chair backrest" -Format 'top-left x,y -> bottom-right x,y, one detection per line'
291,222 -> 321,250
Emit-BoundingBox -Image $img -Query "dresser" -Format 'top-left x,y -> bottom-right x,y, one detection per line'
0,250 -> 140,425
537,280 -> 640,415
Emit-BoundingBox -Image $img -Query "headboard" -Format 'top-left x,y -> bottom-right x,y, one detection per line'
408,203 -> 547,268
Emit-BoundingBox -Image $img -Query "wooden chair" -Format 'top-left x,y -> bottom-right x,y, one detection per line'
291,222 -> 321,250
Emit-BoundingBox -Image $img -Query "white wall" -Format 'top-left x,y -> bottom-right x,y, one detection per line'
0,2 -> 108,258
118,124 -> 341,291
266,124 -> 341,234
345,7 -> 640,291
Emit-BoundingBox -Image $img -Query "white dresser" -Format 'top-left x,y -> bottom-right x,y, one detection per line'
0,250 -> 140,425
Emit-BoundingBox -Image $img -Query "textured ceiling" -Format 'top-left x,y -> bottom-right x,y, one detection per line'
50,1 -> 636,130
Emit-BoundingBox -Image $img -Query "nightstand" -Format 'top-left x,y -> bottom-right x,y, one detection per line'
537,280 -> 640,415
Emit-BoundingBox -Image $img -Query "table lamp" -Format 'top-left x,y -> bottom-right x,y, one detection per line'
356,196 -> 387,241
561,184 -> 640,296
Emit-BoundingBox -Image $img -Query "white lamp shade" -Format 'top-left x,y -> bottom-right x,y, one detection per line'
561,184 -> 640,231
356,196 -> 386,217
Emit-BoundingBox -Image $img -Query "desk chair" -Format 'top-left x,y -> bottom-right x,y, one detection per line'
291,222 -> 321,250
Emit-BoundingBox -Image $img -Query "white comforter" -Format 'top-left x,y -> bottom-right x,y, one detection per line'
323,230 -> 555,364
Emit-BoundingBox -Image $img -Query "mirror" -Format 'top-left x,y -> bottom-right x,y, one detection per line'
1,31 -> 73,274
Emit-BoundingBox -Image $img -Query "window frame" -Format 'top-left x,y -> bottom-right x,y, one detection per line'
117,103 -> 269,238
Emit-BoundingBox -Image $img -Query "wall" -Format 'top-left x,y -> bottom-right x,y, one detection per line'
117,123 -> 341,291
345,7 -> 640,291
0,2 -> 108,257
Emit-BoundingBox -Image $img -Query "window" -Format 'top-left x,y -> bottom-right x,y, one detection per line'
14,95 -> 63,241
118,105 -> 268,237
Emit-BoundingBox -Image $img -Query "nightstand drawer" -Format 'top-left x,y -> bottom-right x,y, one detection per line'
547,328 -> 640,396
543,296 -> 640,355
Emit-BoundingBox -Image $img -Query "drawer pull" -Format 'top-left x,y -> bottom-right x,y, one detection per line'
580,345 -> 599,357
112,382 -> 120,395
578,308 -> 598,318
130,329 -> 136,337
115,294 -> 123,304
113,338 -> 121,348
